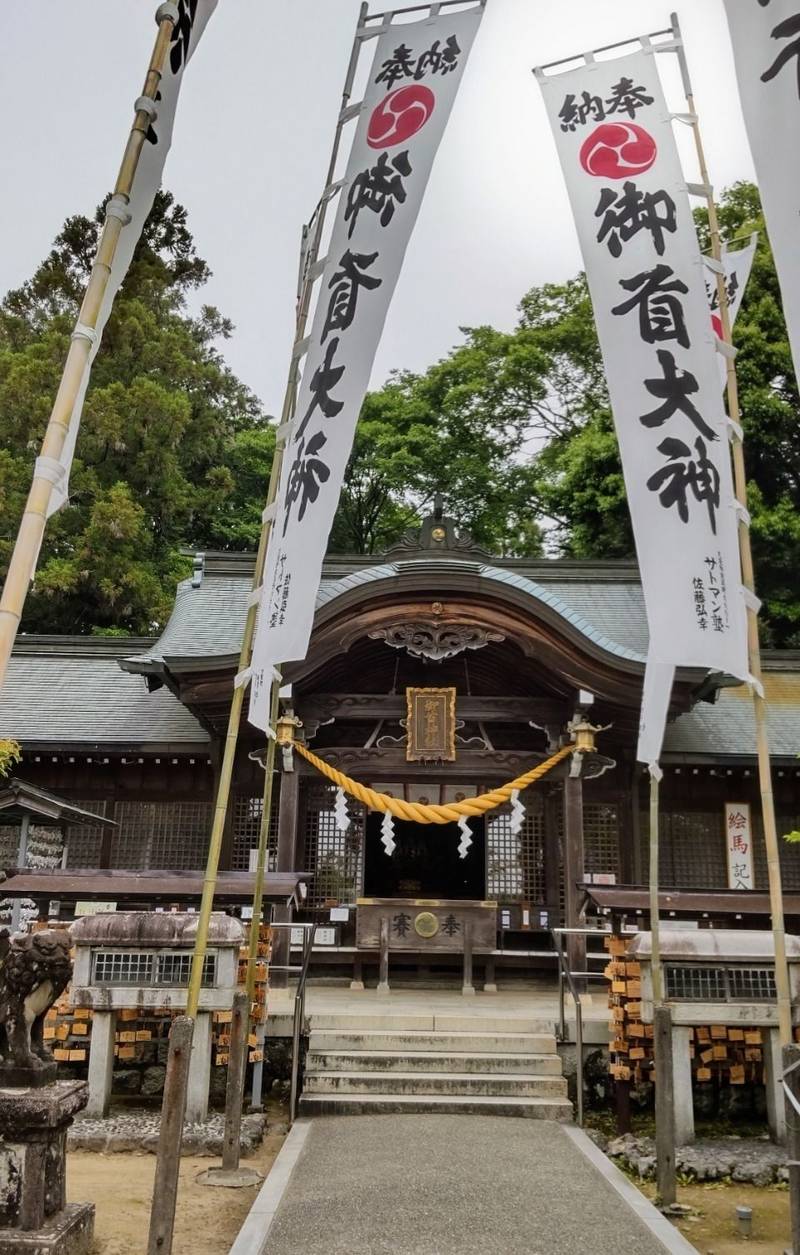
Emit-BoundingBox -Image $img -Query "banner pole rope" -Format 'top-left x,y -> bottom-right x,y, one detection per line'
185,0 -> 370,1021
671,12 -> 792,1045
0,3 -> 179,691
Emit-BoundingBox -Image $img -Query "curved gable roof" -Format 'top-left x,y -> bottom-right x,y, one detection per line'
125,555 -> 649,676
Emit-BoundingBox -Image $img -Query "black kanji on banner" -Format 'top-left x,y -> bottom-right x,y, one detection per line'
595,183 -> 678,258
640,350 -> 717,442
376,35 -> 461,88
647,436 -> 721,532
170,0 -> 198,75
322,251 -> 383,342
294,339 -> 346,443
145,89 -> 164,146
284,432 -> 331,532
761,13 -> 800,98
559,76 -> 653,131
345,152 -> 413,238
612,265 -> 690,348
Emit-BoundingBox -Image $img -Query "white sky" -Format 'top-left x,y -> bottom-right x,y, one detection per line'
0,1 -> 754,415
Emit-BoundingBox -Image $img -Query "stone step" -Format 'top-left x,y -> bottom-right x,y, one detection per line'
298,1092 -> 573,1120
306,1013 -> 553,1034
307,1013 -> 436,1032
308,1030 -> 558,1055
303,1070 -> 569,1099
433,1015 -> 554,1034
306,1050 -> 564,1076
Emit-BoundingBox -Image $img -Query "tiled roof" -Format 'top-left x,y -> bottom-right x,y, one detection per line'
663,673 -> 800,760
129,553 -> 649,668
2,638 -> 209,748
5,554 -> 800,761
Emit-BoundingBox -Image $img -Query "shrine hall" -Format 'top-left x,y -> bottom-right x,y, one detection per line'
4,504 -> 800,986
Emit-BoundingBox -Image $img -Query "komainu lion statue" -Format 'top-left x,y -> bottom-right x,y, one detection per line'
0,928 -> 72,1082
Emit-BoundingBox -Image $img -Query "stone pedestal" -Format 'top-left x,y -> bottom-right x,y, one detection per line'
186,1011 -> 213,1125
86,1010 -> 116,1119
0,1080 -> 94,1254
671,1025 -> 695,1146
764,1027 -> 787,1144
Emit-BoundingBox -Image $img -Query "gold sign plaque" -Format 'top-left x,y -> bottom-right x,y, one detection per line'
414,911 -> 440,939
406,687 -> 456,762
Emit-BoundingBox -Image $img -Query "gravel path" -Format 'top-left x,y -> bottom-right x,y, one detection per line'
263,1115 -> 685,1255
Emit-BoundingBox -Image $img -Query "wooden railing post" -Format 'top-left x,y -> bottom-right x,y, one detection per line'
654,1006 -> 677,1209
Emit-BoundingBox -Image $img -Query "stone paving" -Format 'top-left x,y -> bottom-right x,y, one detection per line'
607,1132 -> 788,1185
69,1109 -> 270,1156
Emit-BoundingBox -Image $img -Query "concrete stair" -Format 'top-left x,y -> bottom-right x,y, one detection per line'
299,1014 -> 572,1120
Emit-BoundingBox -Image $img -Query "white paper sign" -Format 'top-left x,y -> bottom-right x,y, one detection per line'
249,8 -> 483,729
48,0 -> 218,517
723,1 -> 800,388
538,51 -> 748,767
725,801 -> 755,890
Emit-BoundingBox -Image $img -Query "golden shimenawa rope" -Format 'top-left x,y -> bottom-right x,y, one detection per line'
291,741 -> 575,825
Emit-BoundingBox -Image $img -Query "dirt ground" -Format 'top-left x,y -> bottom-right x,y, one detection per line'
69,1130 -> 286,1255
639,1180 -> 791,1254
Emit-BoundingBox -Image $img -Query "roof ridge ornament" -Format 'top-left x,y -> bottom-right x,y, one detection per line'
383,498 -> 490,560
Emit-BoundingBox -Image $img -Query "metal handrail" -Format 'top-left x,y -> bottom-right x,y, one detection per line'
550,929 -> 584,1127
288,923 -> 317,1124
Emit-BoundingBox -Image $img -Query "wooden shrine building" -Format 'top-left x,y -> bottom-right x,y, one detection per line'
4,505 -> 800,984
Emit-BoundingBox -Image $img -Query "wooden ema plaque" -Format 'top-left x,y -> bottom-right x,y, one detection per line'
357,898 -> 497,953
406,687 -> 456,762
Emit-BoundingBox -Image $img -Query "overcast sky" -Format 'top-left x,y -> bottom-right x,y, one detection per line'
0,1 -> 755,415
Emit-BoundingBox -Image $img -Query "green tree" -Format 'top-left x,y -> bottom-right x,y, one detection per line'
0,192 -> 271,634
331,325 -> 548,556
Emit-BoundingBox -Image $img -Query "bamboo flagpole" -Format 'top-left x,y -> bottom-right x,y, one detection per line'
187,0 -> 487,1016
670,13 -> 792,1045
649,771 -> 664,1006
184,2 -> 370,1020
0,3 -> 184,687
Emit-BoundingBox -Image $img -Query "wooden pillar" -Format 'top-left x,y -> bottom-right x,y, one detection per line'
99,800 -> 116,870
544,785 -> 562,925
563,775 -> 586,986
618,761 -> 636,885
462,921 -> 475,997
271,768 -> 301,992
630,766 -> 643,886
377,916 -> 390,997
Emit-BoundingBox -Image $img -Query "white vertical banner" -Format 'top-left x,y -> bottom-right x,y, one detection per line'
705,234 -> 758,391
249,7 -> 484,729
48,0 -> 218,516
537,49 -> 749,766
723,1 -> 800,388
725,801 -> 755,890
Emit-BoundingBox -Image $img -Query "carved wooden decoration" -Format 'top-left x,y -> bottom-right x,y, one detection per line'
370,622 -> 504,662
406,687 -> 456,762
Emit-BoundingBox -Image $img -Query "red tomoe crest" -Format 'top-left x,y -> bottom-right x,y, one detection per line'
367,85 -> 436,150
579,122 -> 657,179
711,313 -> 723,339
